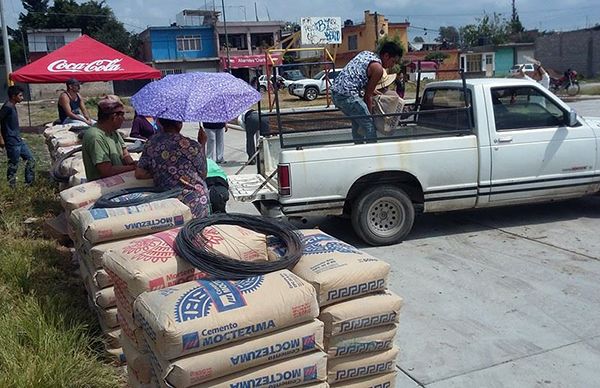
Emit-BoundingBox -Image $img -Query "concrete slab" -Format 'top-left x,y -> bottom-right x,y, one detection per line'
426,336 -> 600,387
396,367 -> 424,387
371,218 -> 600,384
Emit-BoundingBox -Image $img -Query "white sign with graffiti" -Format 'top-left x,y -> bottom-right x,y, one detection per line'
300,17 -> 342,45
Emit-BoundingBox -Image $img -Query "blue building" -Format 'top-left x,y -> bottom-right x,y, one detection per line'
139,10 -> 221,74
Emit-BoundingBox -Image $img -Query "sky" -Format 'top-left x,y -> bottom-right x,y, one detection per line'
3,0 -> 600,40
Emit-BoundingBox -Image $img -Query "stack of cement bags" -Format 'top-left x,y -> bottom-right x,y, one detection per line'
101,225 -> 326,387
291,230 -> 403,386
134,270 -> 327,387
56,173 -> 192,365
44,123 -> 135,188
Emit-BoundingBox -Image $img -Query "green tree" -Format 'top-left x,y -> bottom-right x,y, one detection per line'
436,26 -> 459,45
17,0 -> 137,57
459,13 -> 510,47
425,51 -> 449,63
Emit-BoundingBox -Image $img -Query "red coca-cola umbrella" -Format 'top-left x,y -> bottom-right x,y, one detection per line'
11,35 -> 160,83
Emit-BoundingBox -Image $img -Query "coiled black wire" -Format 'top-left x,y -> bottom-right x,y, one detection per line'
175,213 -> 304,279
92,187 -> 183,209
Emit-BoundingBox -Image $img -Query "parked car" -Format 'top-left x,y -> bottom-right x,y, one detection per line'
258,75 -> 291,92
282,69 -> 306,81
509,63 -> 535,75
288,69 -> 341,101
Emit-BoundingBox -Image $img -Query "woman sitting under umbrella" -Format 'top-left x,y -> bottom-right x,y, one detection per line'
134,118 -> 210,218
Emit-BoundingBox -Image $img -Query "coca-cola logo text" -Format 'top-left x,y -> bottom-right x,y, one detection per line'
47,59 -> 124,73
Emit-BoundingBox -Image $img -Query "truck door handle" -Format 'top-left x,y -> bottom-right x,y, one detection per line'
495,136 -> 513,143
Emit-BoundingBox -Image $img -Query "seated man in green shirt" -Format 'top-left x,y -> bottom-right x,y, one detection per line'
82,96 -> 136,181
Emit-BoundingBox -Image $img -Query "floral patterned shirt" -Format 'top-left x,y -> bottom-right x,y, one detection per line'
331,51 -> 381,97
138,132 -> 209,217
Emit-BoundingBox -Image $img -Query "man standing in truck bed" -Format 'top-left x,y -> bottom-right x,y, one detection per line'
331,41 -> 403,143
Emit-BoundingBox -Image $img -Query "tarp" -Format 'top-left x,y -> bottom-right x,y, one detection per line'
11,35 -> 161,83
221,53 -> 282,69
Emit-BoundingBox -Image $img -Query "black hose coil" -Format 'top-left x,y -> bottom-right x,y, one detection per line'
175,213 -> 303,279
92,187 -> 183,209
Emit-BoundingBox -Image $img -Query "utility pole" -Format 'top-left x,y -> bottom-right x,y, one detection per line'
0,0 -> 13,84
221,0 -> 231,72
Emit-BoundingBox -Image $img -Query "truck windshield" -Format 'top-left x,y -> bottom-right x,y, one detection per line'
313,70 -> 325,80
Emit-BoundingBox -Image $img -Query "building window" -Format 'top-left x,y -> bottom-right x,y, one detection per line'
46,35 -> 65,52
220,34 -> 247,50
485,54 -> 493,65
176,35 -> 201,51
161,69 -> 183,76
464,54 -> 482,72
348,35 -> 357,51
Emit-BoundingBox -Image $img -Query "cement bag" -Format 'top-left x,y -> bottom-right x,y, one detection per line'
80,258 -> 116,308
105,347 -> 126,365
59,171 -> 154,211
50,131 -> 80,150
43,124 -> 72,139
127,368 -> 159,388
155,319 -> 324,387
121,335 -> 153,385
325,324 -> 397,358
119,311 -> 146,348
134,270 -> 319,360
114,282 -> 136,324
80,237 -> 137,269
96,306 -> 119,329
52,144 -> 79,161
184,351 -> 327,388
330,372 -> 396,388
291,230 -> 390,306
100,326 -> 121,349
68,172 -> 87,187
102,228 -> 209,298
79,249 -> 113,288
69,198 -> 191,245
373,90 -> 404,135
91,267 -> 113,289
327,346 -> 398,384
319,291 -> 403,336
201,224 -> 268,262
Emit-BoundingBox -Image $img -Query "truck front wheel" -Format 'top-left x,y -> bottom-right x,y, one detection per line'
304,86 -> 319,101
351,185 -> 415,246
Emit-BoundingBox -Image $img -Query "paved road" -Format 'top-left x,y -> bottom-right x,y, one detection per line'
184,98 -> 600,387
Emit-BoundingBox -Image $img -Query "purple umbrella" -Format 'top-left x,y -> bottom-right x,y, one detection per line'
131,72 -> 261,122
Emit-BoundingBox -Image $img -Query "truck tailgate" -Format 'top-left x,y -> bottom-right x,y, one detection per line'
228,174 -> 278,202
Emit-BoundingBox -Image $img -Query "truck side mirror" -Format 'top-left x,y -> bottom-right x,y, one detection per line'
565,109 -> 578,127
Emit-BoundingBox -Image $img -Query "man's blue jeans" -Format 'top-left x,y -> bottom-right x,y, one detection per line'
332,92 -> 377,143
6,141 -> 35,187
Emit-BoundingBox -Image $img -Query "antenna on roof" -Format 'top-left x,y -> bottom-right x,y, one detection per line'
255,2 -> 259,22
264,5 -> 271,21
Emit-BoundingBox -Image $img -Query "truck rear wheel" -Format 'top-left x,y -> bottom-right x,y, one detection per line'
351,185 -> 415,246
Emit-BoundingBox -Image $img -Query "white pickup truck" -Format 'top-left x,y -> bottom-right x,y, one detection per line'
229,78 -> 600,246
287,69 -> 341,101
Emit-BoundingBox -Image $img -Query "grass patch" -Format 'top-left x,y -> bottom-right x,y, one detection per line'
0,134 -> 122,387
